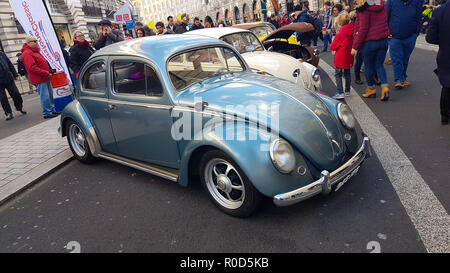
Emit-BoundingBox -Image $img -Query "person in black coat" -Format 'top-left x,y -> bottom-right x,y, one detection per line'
426,2 -> 450,124
16,52 -> 34,92
0,51 -> 26,120
69,31 -> 95,75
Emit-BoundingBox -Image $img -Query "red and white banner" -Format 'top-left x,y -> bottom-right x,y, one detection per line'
114,1 -> 132,23
9,0 -> 72,85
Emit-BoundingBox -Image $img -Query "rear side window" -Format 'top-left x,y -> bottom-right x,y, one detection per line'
112,61 -> 163,97
82,62 -> 106,92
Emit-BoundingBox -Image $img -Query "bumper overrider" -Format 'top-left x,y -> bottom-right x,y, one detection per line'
273,135 -> 372,206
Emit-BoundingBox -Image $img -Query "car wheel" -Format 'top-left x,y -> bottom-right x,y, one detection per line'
199,150 -> 262,217
66,120 -> 96,164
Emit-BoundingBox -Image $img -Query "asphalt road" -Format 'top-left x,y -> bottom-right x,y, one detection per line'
2,44 -> 446,253
0,92 -> 47,140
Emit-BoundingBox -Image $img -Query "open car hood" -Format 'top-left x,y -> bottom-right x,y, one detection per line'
262,22 -> 314,42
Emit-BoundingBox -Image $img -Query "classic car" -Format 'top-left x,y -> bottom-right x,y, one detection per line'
60,35 -> 371,217
235,22 -> 320,67
185,27 -> 321,91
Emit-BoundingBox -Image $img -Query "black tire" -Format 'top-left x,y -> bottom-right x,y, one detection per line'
65,120 -> 96,164
199,149 -> 262,217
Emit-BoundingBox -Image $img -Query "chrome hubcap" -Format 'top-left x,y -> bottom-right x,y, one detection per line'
205,158 -> 245,210
69,124 -> 86,157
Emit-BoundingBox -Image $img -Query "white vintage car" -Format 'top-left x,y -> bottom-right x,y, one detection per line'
185,27 -> 322,91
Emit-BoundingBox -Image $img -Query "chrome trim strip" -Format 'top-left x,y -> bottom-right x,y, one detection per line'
273,136 -> 371,207
86,126 -> 102,157
78,96 -> 173,110
98,152 -> 179,182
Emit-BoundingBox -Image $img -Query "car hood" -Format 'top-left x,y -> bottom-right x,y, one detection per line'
262,22 -> 314,42
176,72 -> 345,170
241,50 -> 302,78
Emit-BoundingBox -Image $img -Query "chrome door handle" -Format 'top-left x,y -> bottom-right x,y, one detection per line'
108,104 -> 117,110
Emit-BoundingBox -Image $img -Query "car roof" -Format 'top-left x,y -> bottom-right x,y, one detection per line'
91,34 -> 231,63
184,27 -> 251,39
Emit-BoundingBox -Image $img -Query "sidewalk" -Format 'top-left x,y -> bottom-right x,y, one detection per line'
416,33 -> 439,52
0,117 -> 72,204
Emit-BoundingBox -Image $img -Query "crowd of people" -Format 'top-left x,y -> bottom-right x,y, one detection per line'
0,0 -> 448,124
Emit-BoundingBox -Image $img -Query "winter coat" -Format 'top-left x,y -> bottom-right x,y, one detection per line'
352,1 -> 390,50
191,24 -> 204,30
93,28 -> 124,50
174,22 -> 189,34
142,26 -> 155,36
330,22 -> 355,69
426,2 -> 450,87
21,43 -> 50,85
0,51 -> 18,85
69,41 -> 95,73
386,0 -> 423,40
17,59 -> 27,76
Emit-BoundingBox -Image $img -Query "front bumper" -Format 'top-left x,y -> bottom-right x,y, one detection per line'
273,135 -> 372,206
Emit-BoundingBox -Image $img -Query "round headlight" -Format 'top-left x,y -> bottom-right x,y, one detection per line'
337,103 -> 356,129
312,68 -> 320,81
269,139 -> 296,174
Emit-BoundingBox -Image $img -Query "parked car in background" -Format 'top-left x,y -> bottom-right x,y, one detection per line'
60,35 -> 371,217
185,27 -> 321,90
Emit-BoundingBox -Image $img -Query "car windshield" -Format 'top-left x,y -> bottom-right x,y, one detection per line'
221,32 -> 264,54
249,26 -> 273,37
167,46 -> 246,92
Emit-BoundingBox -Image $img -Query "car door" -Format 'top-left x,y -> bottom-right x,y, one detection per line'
77,57 -> 118,154
107,57 -> 180,168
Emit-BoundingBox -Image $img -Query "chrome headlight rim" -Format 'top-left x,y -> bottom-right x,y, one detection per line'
269,138 -> 296,174
337,103 -> 356,129
312,68 -> 320,82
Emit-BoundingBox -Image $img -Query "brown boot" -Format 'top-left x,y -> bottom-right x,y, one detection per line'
395,82 -> 404,89
381,85 -> 390,101
402,80 -> 410,87
362,86 -> 376,98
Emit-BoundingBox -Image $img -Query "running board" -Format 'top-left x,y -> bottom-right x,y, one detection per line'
98,153 -> 179,182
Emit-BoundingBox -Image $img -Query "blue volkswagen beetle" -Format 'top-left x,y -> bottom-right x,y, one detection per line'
59,35 -> 371,217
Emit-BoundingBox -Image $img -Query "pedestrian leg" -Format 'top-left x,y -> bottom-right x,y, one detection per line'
335,67 -> 344,93
361,43 -> 377,87
374,40 -> 389,85
25,74 -> 34,92
46,81 -> 55,112
389,38 -> 405,84
354,52 -> 363,83
36,82 -> 53,117
401,34 -> 418,84
441,87 -> 450,123
344,69 -> 351,95
5,80 -> 24,112
0,84 -> 13,116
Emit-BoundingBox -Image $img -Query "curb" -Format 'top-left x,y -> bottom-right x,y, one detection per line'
0,149 -> 74,206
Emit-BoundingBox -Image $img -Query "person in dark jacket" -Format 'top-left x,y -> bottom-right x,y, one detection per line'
0,51 -> 26,120
293,4 -> 314,46
190,17 -> 204,30
426,2 -> 450,124
69,31 -> 95,75
94,20 -> 124,50
352,0 -> 391,101
135,22 -> 155,36
174,14 -> 190,34
16,52 -> 34,92
387,0 -> 423,89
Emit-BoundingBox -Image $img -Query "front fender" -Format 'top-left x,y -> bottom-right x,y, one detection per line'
178,121 -> 315,198
60,100 -> 101,157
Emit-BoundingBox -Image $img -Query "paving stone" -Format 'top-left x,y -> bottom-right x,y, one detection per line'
9,168 -> 30,175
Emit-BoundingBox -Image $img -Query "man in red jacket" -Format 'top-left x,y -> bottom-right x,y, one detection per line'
21,36 -> 57,119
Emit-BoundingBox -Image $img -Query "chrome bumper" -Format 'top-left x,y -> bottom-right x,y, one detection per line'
273,136 -> 372,207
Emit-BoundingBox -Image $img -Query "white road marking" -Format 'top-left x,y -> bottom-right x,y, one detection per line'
319,60 -> 450,253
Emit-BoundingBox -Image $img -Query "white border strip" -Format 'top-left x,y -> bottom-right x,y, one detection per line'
319,60 -> 450,253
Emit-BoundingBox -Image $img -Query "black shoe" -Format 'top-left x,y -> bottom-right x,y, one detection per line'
18,109 -> 27,115
355,79 -> 364,85
375,79 -> 381,85
43,113 -> 58,119
52,111 -> 61,116
5,113 -> 13,121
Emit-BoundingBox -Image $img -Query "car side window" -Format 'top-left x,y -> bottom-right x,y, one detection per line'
82,62 -> 106,92
113,61 -> 163,97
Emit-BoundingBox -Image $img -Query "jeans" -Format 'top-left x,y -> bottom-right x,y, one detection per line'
361,39 -> 388,87
354,52 -> 363,81
0,80 -> 23,116
389,34 -> 418,83
335,67 -> 351,93
323,33 -> 332,51
442,87 -> 450,120
36,81 -> 55,116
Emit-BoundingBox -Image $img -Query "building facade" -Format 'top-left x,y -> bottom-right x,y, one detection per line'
133,0 -> 324,27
